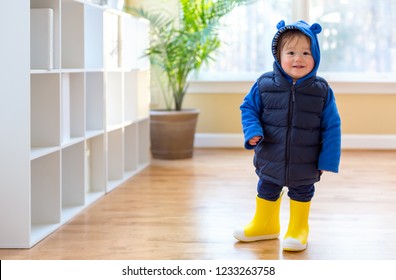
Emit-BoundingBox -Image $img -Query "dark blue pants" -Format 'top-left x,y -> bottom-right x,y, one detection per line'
257,178 -> 315,202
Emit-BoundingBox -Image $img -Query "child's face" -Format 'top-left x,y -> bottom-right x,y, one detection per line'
280,35 -> 314,82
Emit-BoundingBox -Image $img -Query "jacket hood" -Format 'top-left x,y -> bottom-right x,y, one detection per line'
272,20 -> 322,83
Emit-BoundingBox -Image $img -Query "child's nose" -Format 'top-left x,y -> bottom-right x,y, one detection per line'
295,54 -> 303,61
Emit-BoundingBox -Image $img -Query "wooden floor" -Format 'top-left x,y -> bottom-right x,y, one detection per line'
1,148 -> 396,260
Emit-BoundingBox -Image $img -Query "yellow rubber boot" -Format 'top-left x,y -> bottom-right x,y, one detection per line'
233,194 -> 282,242
283,199 -> 311,251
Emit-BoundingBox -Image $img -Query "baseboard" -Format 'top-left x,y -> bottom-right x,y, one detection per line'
194,133 -> 396,149
340,134 -> 396,149
194,133 -> 244,148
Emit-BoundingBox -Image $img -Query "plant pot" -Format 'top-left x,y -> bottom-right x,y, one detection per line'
150,109 -> 199,159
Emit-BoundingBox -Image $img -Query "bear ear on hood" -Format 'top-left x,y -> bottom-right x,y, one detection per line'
276,20 -> 286,30
310,23 -> 322,34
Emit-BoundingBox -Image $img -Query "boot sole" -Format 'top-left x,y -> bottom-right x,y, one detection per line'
282,237 -> 307,251
233,232 -> 280,242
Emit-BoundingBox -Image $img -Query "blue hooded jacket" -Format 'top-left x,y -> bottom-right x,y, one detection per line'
240,20 -> 341,187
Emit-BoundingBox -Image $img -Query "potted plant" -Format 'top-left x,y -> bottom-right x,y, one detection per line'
127,0 -> 254,159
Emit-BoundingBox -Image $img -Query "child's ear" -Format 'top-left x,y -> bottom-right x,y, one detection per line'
276,20 -> 286,30
310,23 -> 322,34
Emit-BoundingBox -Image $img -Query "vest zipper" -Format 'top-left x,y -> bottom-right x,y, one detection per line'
285,86 -> 296,186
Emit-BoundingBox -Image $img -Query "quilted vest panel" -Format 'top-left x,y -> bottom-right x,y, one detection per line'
255,71 -> 328,187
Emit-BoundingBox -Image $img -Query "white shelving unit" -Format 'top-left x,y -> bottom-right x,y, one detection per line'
0,0 -> 150,248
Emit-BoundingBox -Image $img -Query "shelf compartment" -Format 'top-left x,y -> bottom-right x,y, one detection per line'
84,4 -> 104,69
124,123 -> 138,174
31,0 -> 61,69
138,118 -> 151,167
86,72 -> 105,136
124,70 -> 138,123
120,14 -> 138,69
107,128 -> 124,191
136,19 -> 150,70
85,135 -> 106,203
30,8 -> 54,70
137,70 -> 150,120
61,1 -> 104,69
61,72 -> 85,145
106,71 -> 123,127
31,73 -> 61,148
31,151 -> 61,244
61,142 -> 85,223
61,1 -> 84,69
103,11 -> 120,69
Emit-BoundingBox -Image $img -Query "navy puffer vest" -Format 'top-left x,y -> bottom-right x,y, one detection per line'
254,69 -> 328,187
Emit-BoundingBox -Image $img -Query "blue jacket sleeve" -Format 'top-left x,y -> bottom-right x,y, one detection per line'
318,86 -> 341,173
240,82 -> 264,150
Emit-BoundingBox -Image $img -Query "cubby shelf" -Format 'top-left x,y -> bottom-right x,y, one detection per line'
0,0 -> 150,248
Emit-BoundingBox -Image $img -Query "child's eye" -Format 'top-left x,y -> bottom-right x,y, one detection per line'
287,51 -> 295,55
304,52 -> 312,55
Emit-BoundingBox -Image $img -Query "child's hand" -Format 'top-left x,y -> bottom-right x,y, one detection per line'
248,136 -> 262,146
